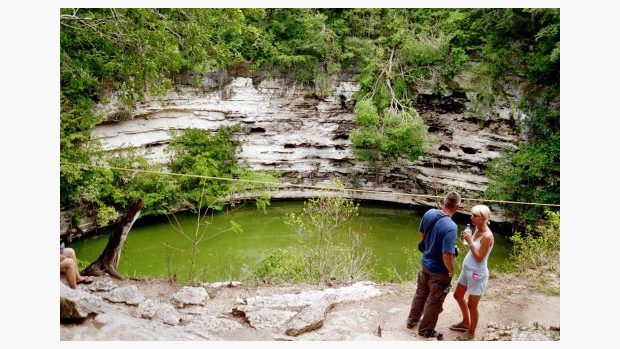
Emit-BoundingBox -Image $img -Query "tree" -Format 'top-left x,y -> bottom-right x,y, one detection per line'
485,133 -> 559,226
83,199 -> 144,278
345,9 -> 468,181
456,9 -> 561,224
60,9 -> 265,211
349,100 -> 427,184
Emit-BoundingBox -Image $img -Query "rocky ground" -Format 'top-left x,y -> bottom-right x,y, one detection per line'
60,272 -> 559,341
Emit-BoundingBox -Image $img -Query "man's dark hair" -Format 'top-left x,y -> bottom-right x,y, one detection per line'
443,191 -> 461,209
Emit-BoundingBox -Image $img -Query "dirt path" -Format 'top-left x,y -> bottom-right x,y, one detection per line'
319,281 -> 560,341
226,274 -> 560,341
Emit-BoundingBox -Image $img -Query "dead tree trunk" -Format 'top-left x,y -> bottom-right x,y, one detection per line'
82,199 -> 144,279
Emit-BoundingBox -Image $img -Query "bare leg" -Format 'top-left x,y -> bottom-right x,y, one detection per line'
467,294 -> 481,337
62,247 -> 77,260
60,258 -> 78,289
453,283 -> 470,328
62,248 -> 85,282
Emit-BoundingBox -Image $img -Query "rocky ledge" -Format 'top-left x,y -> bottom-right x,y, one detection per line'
60,276 -> 559,341
61,277 -> 384,340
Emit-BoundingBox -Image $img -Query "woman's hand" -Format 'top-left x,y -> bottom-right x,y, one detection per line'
463,230 -> 473,245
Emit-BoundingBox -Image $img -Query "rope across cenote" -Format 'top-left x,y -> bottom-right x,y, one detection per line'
60,161 -> 560,208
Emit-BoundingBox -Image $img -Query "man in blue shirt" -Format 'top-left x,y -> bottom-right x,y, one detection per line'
406,191 -> 461,339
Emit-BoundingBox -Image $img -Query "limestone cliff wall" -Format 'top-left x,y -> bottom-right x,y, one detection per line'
61,75 -> 520,236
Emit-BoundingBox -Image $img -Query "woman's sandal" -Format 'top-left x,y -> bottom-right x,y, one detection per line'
456,333 -> 474,341
449,322 -> 470,332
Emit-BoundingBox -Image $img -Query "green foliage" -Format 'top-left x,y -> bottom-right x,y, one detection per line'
519,88 -> 560,143
106,153 -> 181,217
63,126 -> 277,230
284,182 -> 372,284
158,126 -> 278,280
60,9 -> 265,207
485,133 -> 559,225
167,125 -> 241,208
344,10 -> 471,173
354,99 -> 378,127
456,9 -> 561,223
96,205 -> 118,227
166,125 -> 279,213
350,102 -> 428,180
383,247 -> 423,284
65,148 -> 182,225
253,248 -> 310,284
509,210 -> 560,272
60,100 -> 103,206
254,9 -> 342,97
60,9 -> 262,103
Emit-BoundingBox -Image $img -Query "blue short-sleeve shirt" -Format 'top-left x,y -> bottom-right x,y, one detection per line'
419,209 -> 457,273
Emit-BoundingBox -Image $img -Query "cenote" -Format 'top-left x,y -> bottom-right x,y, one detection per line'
71,201 -> 513,283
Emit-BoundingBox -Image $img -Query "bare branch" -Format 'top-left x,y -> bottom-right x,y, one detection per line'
164,212 -> 184,234
385,47 -> 407,114
365,69 -> 385,101
198,226 -> 236,245
60,14 -> 92,21
165,211 -> 193,242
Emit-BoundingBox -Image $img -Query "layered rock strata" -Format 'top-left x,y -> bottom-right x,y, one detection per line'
61,75 -> 520,235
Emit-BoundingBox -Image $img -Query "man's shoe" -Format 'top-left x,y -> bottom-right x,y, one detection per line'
418,329 -> 443,340
406,320 -> 418,329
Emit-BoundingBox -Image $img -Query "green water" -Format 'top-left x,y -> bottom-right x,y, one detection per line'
70,201 -> 513,282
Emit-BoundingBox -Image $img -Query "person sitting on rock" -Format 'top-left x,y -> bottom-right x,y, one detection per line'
60,243 -> 94,289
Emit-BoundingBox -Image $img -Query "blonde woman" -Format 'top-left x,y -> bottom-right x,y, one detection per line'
451,205 -> 494,340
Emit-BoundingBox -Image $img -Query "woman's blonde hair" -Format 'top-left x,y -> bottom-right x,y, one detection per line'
471,205 -> 491,225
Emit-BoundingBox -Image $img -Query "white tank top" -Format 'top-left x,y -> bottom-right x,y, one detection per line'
462,235 -> 493,274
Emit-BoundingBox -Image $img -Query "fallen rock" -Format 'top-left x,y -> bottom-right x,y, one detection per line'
233,307 -> 297,330
87,276 -> 117,292
234,282 -> 382,336
285,298 -> 334,336
171,286 -> 209,308
102,285 -> 145,305
60,282 -> 105,320
136,299 -> 181,325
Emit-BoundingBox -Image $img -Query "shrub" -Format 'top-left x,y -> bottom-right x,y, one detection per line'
383,247 -> 423,284
284,183 -> 372,284
509,209 -> 560,272
254,248 -> 310,284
